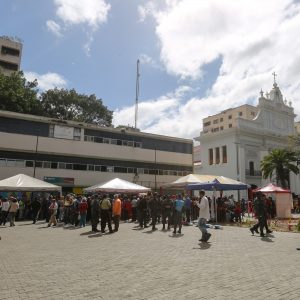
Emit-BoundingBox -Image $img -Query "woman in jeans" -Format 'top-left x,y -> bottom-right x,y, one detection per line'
79,197 -> 88,227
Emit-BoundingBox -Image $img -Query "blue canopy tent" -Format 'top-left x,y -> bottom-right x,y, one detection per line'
187,178 -> 249,191
187,177 -> 249,222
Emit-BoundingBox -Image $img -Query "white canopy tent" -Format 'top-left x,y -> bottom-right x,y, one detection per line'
83,178 -> 151,193
0,174 -> 61,192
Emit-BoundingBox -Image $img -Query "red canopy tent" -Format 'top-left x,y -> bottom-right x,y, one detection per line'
253,183 -> 290,193
253,183 -> 292,218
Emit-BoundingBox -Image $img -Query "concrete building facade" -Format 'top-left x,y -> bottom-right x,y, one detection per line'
0,110 -> 193,194
0,36 -> 22,74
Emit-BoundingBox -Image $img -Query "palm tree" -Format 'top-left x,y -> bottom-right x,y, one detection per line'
260,148 -> 300,188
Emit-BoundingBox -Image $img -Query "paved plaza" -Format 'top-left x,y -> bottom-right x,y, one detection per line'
1,221 -> 299,300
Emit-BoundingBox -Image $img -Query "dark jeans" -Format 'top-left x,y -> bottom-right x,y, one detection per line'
1,211 -> 9,225
101,210 -> 112,232
132,207 -> 137,222
32,209 -> 39,224
185,209 -> 191,223
173,211 -> 183,233
151,213 -> 157,229
251,216 -> 266,235
162,210 -> 171,229
113,215 -> 120,231
139,210 -> 147,228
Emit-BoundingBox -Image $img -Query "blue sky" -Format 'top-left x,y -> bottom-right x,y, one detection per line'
1,0 -> 300,139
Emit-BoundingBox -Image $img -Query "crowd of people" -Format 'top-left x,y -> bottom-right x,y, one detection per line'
0,190 -> 290,245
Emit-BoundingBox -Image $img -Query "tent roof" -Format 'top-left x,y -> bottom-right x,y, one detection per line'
166,174 -> 248,190
253,183 -> 290,193
83,178 -> 151,193
0,174 -> 61,192
187,177 -> 249,191
164,174 -> 219,188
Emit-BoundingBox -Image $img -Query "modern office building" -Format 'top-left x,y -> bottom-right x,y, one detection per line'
0,36 -> 22,75
0,110 -> 193,194
196,79 -> 300,197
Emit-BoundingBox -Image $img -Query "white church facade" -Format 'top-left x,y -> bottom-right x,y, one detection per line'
196,79 -> 300,198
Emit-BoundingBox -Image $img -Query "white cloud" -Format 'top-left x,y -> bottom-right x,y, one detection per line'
139,54 -> 162,70
25,72 -> 67,91
46,20 -> 63,37
47,0 -> 111,55
54,0 -> 110,29
129,0 -> 300,138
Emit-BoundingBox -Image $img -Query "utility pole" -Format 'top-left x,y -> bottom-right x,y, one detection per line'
134,59 -> 140,129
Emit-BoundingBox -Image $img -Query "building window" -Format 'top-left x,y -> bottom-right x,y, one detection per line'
1,46 -> 20,56
249,161 -> 254,176
88,164 -> 94,171
25,160 -> 34,167
0,60 -> 18,71
251,111 -> 256,116
107,166 -> 114,172
222,146 -> 227,163
228,115 -> 232,120
66,163 -> 73,170
134,142 -> 142,148
49,124 -> 55,137
220,126 -> 224,130
229,124 -> 232,128
220,118 -> 223,122
35,161 -> 43,168
58,162 -> 66,169
51,162 -> 58,169
43,161 -> 51,168
0,158 -> 6,166
213,119 -> 219,124
239,112 -> 243,116
209,148 -> 213,165
73,164 -> 87,171
103,138 -> 110,144
204,121 -> 211,127
215,147 -> 220,164
73,128 -> 81,141
114,166 -> 128,173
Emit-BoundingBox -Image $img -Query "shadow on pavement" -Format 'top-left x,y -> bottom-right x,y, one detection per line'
80,231 -> 94,236
132,227 -> 144,231
261,236 -> 274,242
192,242 -> 211,250
169,233 -> 184,238
88,233 -> 103,238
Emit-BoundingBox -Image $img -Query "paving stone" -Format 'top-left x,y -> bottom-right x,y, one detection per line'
0,222 -> 299,299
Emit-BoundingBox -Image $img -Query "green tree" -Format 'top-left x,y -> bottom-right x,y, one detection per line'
260,148 -> 300,188
40,88 -> 113,126
0,71 -> 41,114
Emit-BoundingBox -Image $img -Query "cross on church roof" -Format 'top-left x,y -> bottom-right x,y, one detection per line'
272,72 -> 277,84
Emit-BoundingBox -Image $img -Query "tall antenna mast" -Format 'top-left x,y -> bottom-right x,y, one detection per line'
135,59 -> 140,129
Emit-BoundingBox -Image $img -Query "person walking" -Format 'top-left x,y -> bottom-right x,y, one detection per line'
0,198 -> 10,226
31,197 -> 41,224
48,198 -> 58,227
161,195 -> 172,230
79,197 -> 88,227
173,194 -> 185,234
90,195 -> 100,232
8,197 -> 19,227
100,195 -> 113,233
148,192 -> 159,231
250,192 -> 268,237
112,194 -> 121,232
138,195 -> 148,228
196,190 -> 211,242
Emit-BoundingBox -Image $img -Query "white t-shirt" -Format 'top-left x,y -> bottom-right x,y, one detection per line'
197,196 -> 210,221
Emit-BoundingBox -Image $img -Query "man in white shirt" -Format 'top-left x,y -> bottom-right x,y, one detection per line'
196,190 -> 211,242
